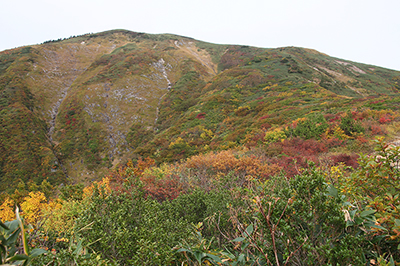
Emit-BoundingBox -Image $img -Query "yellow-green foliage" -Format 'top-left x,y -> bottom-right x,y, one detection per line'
264,128 -> 287,144
42,199 -> 82,235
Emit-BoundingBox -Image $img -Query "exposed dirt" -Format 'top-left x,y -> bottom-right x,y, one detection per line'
174,39 -> 217,76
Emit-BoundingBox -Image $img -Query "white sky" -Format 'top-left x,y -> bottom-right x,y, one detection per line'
2,0 -> 400,71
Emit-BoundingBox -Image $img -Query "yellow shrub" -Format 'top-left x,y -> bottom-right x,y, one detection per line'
168,137 -> 185,149
0,197 -> 15,222
20,191 -> 47,225
82,177 -> 111,200
264,128 -> 287,144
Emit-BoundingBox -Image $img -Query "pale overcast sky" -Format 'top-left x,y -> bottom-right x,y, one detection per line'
2,0 -> 399,71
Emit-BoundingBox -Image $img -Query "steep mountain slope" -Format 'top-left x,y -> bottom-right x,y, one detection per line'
0,29 -> 399,190
143,45 -> 400,163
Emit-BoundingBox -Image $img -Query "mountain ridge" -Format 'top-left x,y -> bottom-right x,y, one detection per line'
1,29 -> 399,191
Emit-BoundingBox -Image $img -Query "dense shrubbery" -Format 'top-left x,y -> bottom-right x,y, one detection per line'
76,187 -> 191,264
1,139 -> 399,265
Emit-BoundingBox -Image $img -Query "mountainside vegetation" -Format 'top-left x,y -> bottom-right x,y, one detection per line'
1,29 -> 400,265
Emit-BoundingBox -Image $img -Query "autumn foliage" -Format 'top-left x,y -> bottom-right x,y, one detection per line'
2,30 -> 400,264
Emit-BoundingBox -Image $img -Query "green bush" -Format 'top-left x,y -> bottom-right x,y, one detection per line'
75,185 -> 192,265
268,167 -> 364,265
164,188 -> 240,249
340,111 -> 365,136
215,167 -> 365,265
285,113 -> 328,139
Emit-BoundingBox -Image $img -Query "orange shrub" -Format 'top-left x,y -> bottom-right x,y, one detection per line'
185,149 -> 281,182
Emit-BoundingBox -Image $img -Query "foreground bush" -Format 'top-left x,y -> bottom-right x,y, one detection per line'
4,138 -> 400,265
189,166 -> 365,265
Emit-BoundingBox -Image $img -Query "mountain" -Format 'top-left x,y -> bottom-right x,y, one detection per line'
1,29 -> 399,191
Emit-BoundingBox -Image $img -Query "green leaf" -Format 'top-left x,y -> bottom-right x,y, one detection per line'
0,221 -> 9,230
29,248 -> 47,258
238,254 -> 245,263
360,209 -> 375,218
349,209 -> 357,219
72,239 -> 83,256
8,254 -> 29,261
176,248 -> 190,253
22,259 -> 30,266
369,224 -> 388,231
327,184 -> 338,198
394,219 -> 400,227
232,237 -> 246,242
193,251 -> 205,264
221,250 -> 235,259
245,224 -> 254,236
390,255 -> 395,266
346,220 -> 354,228
206,253 -> 222,263
5,228 -> 20,246
5,220 -> 19,233
0,246 -> 4,263
241,241 -> 250,250
354,217 -> 363,225
343,201 -> 352,207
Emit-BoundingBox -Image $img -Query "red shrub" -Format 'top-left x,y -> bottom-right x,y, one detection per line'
379,115 -> 392,124
269,154 -> 318,178
330,154 -> 359,168
142,175 -> 182,202
265,138 -> 327,178
196,112 -> 206,119
245,132 -> 266,148
329,115 -> 341,123
261,123 -> 272,130
281,138 -> 328,157
370,124 -> 387,135
356,135 -> 368,144
323,137 -> 346,148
